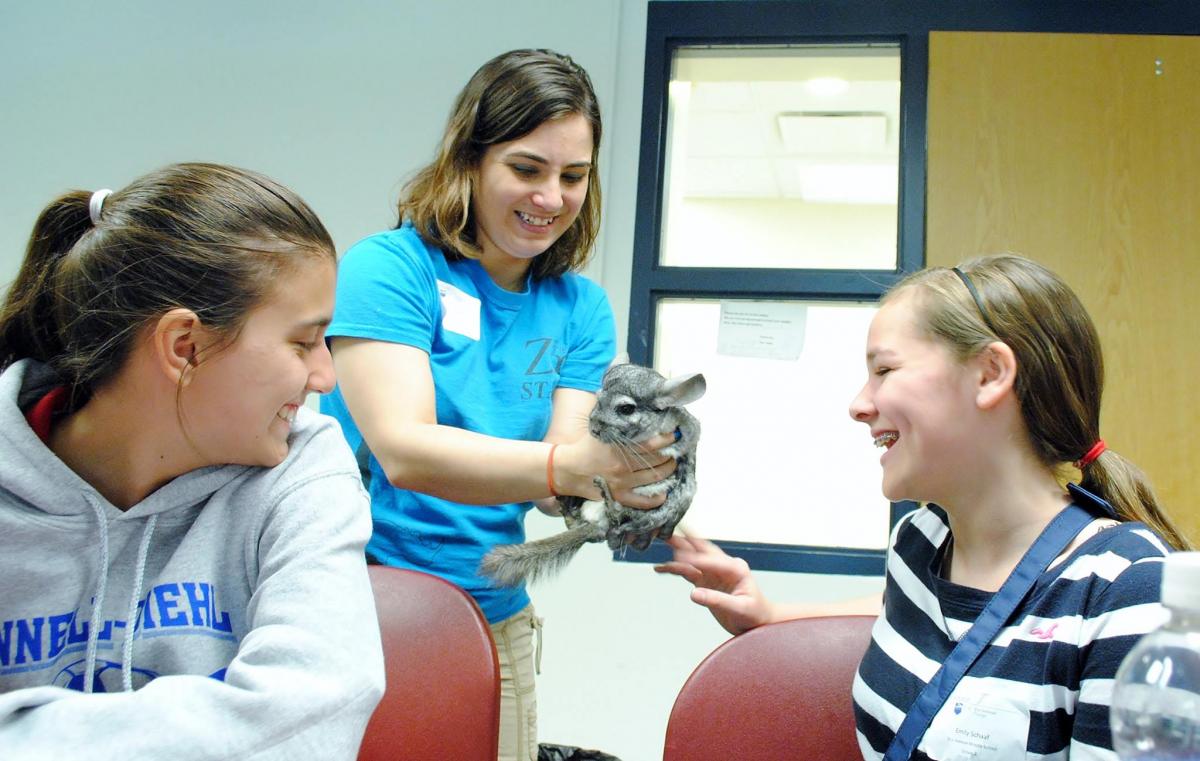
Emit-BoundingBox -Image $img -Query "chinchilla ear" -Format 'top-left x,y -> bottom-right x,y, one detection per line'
655,373 -> 706,407
608,352 -> 630,369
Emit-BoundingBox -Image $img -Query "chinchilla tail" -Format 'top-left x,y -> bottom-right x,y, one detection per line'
479,523 -> 605,588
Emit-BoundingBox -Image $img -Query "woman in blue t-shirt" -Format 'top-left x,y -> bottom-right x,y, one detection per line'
322,49 -> 674,761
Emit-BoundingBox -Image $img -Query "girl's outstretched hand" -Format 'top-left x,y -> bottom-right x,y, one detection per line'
654,531 -> 775,636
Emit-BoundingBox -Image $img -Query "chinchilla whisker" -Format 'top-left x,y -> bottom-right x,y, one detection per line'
614,435 -> 657,470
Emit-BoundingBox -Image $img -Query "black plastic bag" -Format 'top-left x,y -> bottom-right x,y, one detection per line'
537,742 -> 622,761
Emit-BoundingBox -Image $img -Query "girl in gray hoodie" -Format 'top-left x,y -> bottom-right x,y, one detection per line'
0,163 -> 384,759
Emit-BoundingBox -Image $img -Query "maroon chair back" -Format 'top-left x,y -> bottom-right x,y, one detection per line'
663,615 -> 876,761
359,566 -> 500,761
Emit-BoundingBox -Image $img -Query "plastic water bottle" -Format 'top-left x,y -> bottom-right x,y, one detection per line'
1110,551 -> 1200,760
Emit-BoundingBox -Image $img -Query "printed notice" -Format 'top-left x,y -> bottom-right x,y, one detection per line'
716,301 -> 807,360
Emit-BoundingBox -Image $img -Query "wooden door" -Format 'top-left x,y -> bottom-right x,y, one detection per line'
927,31 -> 1199,544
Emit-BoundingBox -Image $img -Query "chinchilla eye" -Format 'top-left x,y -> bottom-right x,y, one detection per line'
615,403 -> 637,416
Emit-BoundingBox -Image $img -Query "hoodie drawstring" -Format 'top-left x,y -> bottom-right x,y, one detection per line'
83,496 -> 110,695
121,514 -> 157,692
83,497 -> 158,694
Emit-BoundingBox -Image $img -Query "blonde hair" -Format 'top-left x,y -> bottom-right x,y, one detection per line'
887,254 -> 1191,550
396,48 -> 602,279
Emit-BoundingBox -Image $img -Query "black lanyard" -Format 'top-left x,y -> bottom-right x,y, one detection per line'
882,490 -> 1109,761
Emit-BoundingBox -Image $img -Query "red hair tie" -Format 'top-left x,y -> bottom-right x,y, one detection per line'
1075,439 -> 1106,469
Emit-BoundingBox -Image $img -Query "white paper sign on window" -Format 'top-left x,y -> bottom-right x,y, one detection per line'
716,301 -> 807,360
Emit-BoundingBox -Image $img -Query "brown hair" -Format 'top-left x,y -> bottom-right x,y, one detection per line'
0,162 -> 335,404
397,48 -> 602,279
887,254 -> 1191,550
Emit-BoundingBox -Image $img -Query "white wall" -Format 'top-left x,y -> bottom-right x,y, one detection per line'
0,2 -> 882,758
0,0 -> 622,272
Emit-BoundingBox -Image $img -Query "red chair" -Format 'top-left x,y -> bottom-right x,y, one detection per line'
663,615 -> 876,761
359,566 -> 500,761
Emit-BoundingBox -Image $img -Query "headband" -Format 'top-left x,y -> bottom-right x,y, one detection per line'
88,189 -> 113,225
951,266 -> 1000,334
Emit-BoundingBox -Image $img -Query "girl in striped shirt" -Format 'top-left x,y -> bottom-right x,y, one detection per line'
658,254 -> 1191,759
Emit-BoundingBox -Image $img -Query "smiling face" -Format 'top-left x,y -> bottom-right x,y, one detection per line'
181,257 -> 336,468
471,113 -> 593,273
848,293 -> 983,504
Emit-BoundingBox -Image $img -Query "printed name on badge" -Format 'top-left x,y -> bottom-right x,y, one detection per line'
923,685 -> 1030,760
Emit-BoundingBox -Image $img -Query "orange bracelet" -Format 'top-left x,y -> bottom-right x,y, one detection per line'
546,443 -> 559,498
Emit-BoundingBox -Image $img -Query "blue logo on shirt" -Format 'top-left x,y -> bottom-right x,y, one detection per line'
521,338 -> 565,400
54,658 -> 159,692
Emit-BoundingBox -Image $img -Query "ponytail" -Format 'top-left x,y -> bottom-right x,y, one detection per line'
0,191 -> 93,371
1082,451 -> 1192,551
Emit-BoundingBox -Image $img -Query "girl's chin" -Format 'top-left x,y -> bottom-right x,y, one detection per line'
496,235 -> 551,261
879,478 -> 910,504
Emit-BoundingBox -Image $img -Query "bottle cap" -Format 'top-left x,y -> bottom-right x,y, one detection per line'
1162,551 -> 1200,611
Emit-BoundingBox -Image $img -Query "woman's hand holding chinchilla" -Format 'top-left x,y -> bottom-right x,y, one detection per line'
555,432 -> 677,509
654,532 -> 776,636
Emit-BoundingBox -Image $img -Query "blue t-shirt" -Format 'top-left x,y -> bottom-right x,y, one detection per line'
321,225 -> 616,622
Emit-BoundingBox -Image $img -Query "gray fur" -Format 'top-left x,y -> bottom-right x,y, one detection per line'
479,364 -> 705,587
477,522 -> 605,588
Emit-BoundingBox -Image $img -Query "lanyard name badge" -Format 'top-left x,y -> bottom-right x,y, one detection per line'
882,485 -> 1115,761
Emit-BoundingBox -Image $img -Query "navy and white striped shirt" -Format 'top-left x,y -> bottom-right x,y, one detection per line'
853,504 -> 1169,760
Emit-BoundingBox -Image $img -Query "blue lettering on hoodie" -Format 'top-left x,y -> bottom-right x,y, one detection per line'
156,584 -> 187,626
47,612 -> 73,659
15,619 -> 42,664
182,581 -> 211,627
0,580 -> 236,674
0,621 -> 12,667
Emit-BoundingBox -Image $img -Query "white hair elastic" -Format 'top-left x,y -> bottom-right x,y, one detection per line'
88,188 -> 113,225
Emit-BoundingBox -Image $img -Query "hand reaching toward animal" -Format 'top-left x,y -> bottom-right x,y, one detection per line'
654,533 -> 776,636
658,532 -> 885,634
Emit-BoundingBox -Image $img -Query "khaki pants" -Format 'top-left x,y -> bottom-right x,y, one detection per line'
489,604 -> 543,761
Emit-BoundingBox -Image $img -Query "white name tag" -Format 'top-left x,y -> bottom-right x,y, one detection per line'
437,280 -> 481,340
922,685 -> 1030,760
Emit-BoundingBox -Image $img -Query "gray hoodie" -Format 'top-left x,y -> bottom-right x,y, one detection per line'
0,360 -> 384,758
